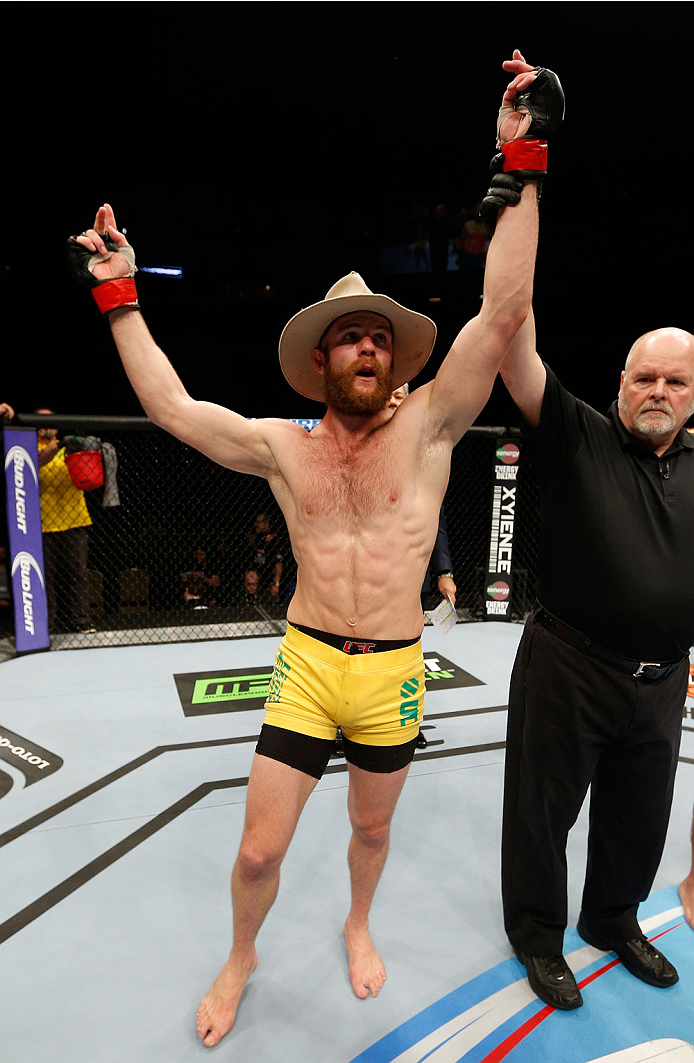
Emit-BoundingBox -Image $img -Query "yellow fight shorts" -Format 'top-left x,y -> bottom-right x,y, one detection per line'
256,623 -> 425,778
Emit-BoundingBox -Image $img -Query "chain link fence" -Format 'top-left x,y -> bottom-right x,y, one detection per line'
1,416 -> 540,654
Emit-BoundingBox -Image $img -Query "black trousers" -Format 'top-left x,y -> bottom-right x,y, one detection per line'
42,526 -> 90,629
501,609 -> 688,956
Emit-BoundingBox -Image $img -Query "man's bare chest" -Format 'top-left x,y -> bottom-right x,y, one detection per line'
286,436 -> 406,524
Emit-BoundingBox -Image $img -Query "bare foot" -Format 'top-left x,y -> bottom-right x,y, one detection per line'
343,918 -> 386,999
679,874 -> 694,928
196,951 -> 257,1047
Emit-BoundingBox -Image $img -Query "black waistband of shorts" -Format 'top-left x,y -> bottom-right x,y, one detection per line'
289,622 -> 421,655
535,606 -> 686,680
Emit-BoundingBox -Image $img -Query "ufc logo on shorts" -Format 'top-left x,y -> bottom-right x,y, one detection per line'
342,640 -> 376,654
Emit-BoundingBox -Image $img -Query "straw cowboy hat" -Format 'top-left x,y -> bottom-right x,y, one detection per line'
279,272 -> 437,402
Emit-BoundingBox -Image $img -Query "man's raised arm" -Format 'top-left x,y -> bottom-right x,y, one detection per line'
499,306 -> 547,428
67,203 -> 280,478
426,50 -> 563,444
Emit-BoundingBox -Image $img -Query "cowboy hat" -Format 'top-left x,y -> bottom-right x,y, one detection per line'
278,272 -> 437,402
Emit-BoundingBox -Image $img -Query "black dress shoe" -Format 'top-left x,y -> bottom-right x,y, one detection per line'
415,731 -> 428,749
577,918 -> 678,987
514,949 -> 583,1010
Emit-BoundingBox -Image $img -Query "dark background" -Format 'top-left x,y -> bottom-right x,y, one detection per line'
3,3 -> 691,424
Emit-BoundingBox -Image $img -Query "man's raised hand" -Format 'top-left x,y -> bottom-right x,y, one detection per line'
75,203 -> 134,283
497,51 -> 565,146
67,203 -> 140,315
497,50 -> 538,144
480,50 -> 564,232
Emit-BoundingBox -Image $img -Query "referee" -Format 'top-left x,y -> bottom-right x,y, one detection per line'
499,307 -> 694,1010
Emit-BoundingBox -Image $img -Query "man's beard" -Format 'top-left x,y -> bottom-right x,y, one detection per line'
634,408 -> 677,435
324,360 -> 394,415
620,394 -> 677,436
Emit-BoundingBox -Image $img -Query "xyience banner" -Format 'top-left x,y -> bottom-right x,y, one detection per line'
483,438 -> 520,621
3,428 -> 49,652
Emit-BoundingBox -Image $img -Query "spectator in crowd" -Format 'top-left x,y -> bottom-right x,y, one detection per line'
35,408 -> 95,634
181,546 -> 221,606
239,568 -> 286,617
244,512 -> 285,600
183,575 -> 210,611
241,569 -> 261,599
0,402 -> 15,419
228,568 -> 286,624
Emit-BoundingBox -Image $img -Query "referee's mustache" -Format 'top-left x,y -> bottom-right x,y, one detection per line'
640,401 -> 673,413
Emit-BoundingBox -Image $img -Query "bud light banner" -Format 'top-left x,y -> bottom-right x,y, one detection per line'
3,428 -> 50,652
483,438 -> 520,621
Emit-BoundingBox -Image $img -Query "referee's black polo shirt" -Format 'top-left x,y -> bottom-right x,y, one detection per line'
524,364 -> 694,661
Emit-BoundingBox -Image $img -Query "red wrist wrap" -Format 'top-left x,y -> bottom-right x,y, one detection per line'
92,278 -> 140,314
501,138 -> 548,173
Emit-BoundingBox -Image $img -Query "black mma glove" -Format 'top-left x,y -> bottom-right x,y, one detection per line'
65,233 -> 140,314
479,173 -> 525,230
513,66 -> 565,141
480,66 -> 564,232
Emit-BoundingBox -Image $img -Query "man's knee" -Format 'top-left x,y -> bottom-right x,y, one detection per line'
237,835 -> 285,879
349,810 -> 391,848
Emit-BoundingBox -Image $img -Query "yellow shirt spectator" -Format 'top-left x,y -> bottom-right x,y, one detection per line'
38,440 -> 92,533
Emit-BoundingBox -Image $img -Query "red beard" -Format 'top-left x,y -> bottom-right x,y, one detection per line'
324,360 -> 394,415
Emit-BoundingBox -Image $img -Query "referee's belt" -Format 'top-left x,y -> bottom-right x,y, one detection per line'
535,607 -> 686,680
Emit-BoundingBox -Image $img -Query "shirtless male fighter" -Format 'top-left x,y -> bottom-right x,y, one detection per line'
67,50 -> 561,1048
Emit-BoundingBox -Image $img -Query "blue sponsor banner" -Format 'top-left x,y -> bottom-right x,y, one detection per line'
290,418 -> 321,431
3,428 -> 50,653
